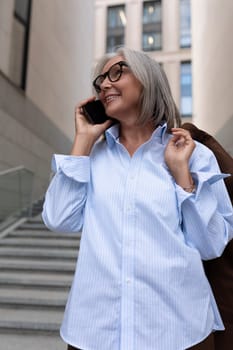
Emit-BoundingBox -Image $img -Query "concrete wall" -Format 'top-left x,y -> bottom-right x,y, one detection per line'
27,0 -> 94,140
0,0 -> 14,77
192,0 -> 233,154
0,73 -> 71,199
0,0 -> 94,201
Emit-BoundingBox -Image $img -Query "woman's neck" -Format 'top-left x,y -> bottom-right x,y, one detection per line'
119,121 -> 154,156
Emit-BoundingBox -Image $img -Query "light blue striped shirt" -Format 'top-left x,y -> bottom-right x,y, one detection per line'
42,123 -> 233,350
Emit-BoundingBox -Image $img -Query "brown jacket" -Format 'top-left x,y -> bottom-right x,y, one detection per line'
182,123 -> 233,350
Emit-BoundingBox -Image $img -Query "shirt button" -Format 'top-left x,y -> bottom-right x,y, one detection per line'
126,278 -> 131,284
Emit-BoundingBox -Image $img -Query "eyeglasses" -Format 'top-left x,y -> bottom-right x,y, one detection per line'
93,61 -> 129,93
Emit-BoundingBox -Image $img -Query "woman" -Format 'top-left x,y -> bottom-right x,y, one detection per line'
42,47 -> 233,350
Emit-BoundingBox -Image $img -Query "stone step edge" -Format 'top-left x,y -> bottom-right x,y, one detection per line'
0,263 -> 75,273
0,240 -> 80,248
0,250 -> 77,260
0,297 -> 66,309
0,277 -> 71,290
0,321 -> 60,335
9,231 -> 81,239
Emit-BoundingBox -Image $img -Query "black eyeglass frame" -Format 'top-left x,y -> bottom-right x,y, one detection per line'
93,61 -> 129,93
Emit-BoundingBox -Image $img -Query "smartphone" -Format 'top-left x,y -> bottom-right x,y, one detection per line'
82,100 -> 110,124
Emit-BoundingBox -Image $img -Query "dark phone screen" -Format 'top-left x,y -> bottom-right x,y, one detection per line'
82,100 -> 110,124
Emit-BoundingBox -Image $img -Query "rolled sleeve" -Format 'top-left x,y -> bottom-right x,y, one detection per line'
194,171 -> 229,198
175,171 -> 230,208
175,143 -> 233,259
42,154 -> 91,233
52,154 -> 90,183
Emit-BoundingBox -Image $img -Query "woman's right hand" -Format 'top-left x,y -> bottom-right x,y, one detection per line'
71,97 -> 113,156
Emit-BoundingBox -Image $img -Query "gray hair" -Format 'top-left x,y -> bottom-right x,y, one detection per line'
93,47 -> 181,131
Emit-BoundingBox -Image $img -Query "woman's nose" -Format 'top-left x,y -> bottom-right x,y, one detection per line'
100,76 -> 112,91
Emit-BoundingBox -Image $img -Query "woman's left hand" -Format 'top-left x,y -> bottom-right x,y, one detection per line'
164,128 -> 196,184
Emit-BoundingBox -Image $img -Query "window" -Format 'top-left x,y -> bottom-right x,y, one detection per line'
180,62 -> 192,116
180,0 -> 191,48
142,1 -> 162,51
15,0 -> 31,22
106,5 -> 126,53
9,0 -> 32,90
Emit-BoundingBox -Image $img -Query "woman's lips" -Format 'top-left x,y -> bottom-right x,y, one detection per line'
104,94 -> 120,104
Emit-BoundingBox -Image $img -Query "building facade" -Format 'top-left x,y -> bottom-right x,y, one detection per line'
192,0 -> 233,154
0,0 -> 231,213
94,0 -> 192,121
94,0 -> 233,155
0,0 -> 94,200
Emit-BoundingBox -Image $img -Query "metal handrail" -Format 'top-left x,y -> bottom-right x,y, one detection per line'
0,166 -> 33,176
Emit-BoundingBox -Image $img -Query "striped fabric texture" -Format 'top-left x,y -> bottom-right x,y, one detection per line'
42,123 -> 233,350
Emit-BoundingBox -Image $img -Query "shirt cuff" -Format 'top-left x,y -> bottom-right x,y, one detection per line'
51,154 -> 90,183
194,171 -> 229,197
175,171 -> 229,206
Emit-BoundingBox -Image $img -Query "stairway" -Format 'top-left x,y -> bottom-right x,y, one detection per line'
0,215 -> 80,350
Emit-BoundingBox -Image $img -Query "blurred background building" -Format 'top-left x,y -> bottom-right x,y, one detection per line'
192,0 -> 233,154
0,0 -> 232,213
0,1 -> 232,348
94,0 -> 192,121
94,0 -> 233,155
0,0 -> 94,208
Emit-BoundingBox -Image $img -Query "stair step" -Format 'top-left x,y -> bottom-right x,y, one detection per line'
0,215 -> 79,341
27,216 -> 44,223
0,321 -> 60,335
16,223 -> 53,231
0,287 -> 69,300
0,261 -> 75,274
0,247 -> 78,260
0,237 -> 80,249
0,333 -> 65,350
0,297 -> 66,310
0,277 -> 72,290
0,308 -> 63,327
9,230 -> 81,239
0,271 -> 73,281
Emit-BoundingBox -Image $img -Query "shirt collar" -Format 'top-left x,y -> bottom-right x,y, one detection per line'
105,121 -> 168,148
105,124 -> 120,148
150,121 -> 167,144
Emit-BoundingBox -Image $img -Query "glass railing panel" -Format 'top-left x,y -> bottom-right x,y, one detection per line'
0,166 -> 34,224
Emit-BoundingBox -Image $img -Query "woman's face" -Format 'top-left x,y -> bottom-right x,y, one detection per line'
97,55 -> 142,124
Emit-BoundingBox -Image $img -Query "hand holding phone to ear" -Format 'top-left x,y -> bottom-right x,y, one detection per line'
82,100 -> 110,124
71,97 -> 113,156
